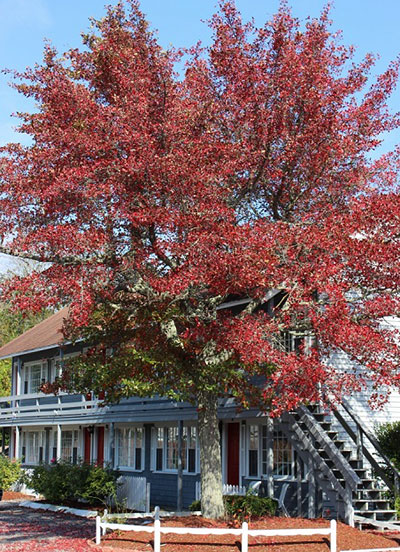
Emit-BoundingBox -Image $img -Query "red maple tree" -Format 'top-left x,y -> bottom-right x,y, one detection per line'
1,1 -> 400,517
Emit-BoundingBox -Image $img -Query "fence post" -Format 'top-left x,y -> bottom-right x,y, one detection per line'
330,519 -> 337,552
241,521 -> 248,552
95,516 -> 101,545
102,509 -> 108,536
154,518 -> 161,552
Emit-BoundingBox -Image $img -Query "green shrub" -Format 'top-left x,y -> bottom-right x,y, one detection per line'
0,455 -> 21,490
76,464 -> 120,505
29,461 -> 119,506
224,492 -> 277,521
189,499 -> 201,511
395,496 -> 400,518
376,422 -> 400,469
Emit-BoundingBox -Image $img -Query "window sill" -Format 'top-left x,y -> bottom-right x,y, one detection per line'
151,470 -> 199,476
116,467 -> 144,473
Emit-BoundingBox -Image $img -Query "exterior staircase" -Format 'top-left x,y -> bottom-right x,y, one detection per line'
283,401 -> 400,530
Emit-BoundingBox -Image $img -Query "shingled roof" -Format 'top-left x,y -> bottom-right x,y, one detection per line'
0,307 -> 69,360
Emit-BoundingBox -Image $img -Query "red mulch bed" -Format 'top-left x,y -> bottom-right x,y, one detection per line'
3,490 -> 34,501
100,516 -> 400,551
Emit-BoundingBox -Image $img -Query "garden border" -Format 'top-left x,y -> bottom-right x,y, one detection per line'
95,506 -> 337,552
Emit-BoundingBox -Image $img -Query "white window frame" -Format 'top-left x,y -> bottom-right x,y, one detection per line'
151,424 -> 199,475
271,429 -> 295,479
52,428 -> 80,464
22,361 -> 48,394
21,429 -> 46,465
245,423 -> 295,481
116,426 -> 144,472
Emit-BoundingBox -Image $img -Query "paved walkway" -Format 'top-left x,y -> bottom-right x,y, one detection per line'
0,501 -> 102,551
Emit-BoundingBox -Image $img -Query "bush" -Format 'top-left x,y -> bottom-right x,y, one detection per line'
189,499 -> 201,511
77,464 -> 120,505
224,492 -> 277,521
376,422 -> 400,469
29,461 -> 119,506
0,455 -> 21,490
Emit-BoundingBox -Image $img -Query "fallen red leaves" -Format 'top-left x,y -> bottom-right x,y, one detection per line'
101,516 -> 400,552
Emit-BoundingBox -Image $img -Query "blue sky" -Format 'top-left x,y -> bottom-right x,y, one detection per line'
0,0 -> 399,273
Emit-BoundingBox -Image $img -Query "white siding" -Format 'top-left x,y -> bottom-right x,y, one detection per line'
329,316 -> 400,433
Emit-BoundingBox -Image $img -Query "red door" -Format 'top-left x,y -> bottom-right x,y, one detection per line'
97,427 -> 104,466
227,423 -> 240,485
84,428 -> 91,464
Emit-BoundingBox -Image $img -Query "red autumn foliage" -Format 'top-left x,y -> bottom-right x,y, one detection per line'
1,0 -> 399,409
1,0 -> 400,517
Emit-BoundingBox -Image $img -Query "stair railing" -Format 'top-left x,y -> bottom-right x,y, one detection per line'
332,398 -> 400,494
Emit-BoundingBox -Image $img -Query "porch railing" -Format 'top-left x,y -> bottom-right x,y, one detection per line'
0,391 -> 103,421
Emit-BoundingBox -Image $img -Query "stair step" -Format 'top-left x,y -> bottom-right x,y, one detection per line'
354,509 -> 398,521
353,500 -> 392,509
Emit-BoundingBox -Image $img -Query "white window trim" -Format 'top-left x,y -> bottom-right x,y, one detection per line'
245,423 -> 296,481
116,426 -> 144,472
151,424 -> 199,475
22,360 -> 48,395
21,429 -> 46,465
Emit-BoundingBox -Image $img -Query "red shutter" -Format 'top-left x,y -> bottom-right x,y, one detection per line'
84,428 -> 91,463
227,423 -> 240,485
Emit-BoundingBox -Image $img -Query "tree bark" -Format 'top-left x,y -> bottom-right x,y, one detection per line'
197,390 -> 225,519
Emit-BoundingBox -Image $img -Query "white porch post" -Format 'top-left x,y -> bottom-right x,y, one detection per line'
221,423 -> 226,484
14,426 -> 20,459
56,424 -> 62,461
92,427 -> 98,464
16,358 -> 22,395
266,417 -> 274,498
9,429 -> 14,459
109,422 -> 115,468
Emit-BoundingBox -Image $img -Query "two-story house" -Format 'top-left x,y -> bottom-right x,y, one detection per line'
1,305 -> 400,529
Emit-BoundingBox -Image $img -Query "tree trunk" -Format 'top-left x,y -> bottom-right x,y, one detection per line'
197,390 -> 225,519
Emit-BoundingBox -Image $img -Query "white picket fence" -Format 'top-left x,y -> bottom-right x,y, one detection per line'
195,481 -> 246,500
95,506 -> 338,552
223,483 -> 246,495
116,476 -> 150,512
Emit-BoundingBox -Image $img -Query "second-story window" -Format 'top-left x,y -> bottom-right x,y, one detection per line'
23,362 -> 48,394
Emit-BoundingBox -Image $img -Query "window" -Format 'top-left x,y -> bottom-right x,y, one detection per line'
166,427 -> 178,469
153,425 -> 198,473
248,425 -> 259,477
52,430 -> 79,463
277,331 -> 305,354
21,431 -> 45,464
184,426 -> 197,473
247,424 -> 294,479
272,431 -> 294,477
23,362 -> 48,394
117,427 -> 143,470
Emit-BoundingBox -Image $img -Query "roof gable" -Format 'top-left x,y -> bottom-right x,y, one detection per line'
0,307 -> 69,359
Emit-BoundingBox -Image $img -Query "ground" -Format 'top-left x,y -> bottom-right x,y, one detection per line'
0,493 -> 101,552
100,515 -> 400,551
1,494 -> 399,551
